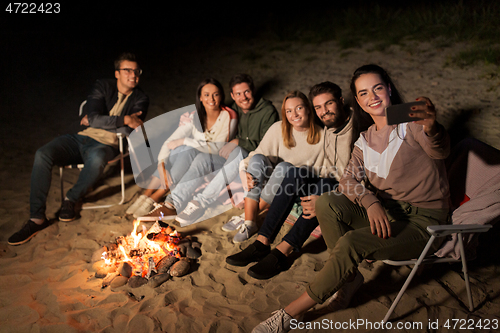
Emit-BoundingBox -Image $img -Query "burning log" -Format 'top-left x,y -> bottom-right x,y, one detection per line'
128,276 -> 148,288
170,258 -> 191,277
117,262 -> 133,278
92,220 -> 199,290
156,256 -> 178,274
148,273 -> 171,288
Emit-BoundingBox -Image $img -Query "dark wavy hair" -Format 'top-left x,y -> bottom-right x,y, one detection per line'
195,78 -> 225,132
349,64 -> 404,147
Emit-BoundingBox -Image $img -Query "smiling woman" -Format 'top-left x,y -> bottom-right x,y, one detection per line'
284,97 -> 309,131
280,91 -> 321,149
125,78 -> 238,220
251,65 -> 451,332
221,91 -> 324,243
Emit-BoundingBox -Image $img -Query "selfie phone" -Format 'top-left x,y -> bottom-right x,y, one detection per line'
385,101 -> 426,125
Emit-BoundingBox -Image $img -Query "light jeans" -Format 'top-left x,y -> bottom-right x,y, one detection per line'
245,154 -> 293,205
168,146 -> 249,211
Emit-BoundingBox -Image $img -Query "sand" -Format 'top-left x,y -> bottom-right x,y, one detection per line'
1,32 -> 500,333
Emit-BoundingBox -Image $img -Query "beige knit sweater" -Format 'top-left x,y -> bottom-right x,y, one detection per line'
239,121 -> 326,176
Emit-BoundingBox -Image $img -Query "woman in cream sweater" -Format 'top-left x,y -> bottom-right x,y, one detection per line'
227,90 -> 325,243
127,78 -> 237,218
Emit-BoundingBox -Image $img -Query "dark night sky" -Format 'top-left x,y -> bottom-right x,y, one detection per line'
0,0 -> 487,129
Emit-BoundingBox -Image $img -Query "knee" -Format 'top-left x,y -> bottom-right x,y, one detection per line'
84,150 -> 109,171
315,192 -> 332,217
247,154 -> 272,178
229,146 -> 247,159
274,162 -> 293,178
191,154 -> 212,170
334,231 -> 362,259
316,192 -> 344,222
85,156 -> 108,171
248,153 -> 266,166
33,146 -> 53,167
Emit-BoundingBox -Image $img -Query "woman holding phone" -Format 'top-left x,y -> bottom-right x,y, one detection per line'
252,64 -> 450,333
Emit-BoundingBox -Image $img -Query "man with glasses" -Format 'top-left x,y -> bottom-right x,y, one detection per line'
8,52 -> 149,246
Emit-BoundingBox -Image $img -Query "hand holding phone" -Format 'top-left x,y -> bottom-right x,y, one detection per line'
385,101 -> 426,125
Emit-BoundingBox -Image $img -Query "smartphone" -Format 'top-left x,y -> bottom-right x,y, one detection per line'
385,101 -> 426,125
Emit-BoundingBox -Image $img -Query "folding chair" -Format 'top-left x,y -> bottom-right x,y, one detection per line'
59,100 -> 129,209
382,138 -> 500,322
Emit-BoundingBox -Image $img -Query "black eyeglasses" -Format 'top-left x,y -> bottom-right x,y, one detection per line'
118,68 -> 143,76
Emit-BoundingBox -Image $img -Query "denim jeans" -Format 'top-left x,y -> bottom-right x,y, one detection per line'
245,155 -> 293,205
154,145 -> 201,188
306,192 -> 449,304
258,165 -> 339,251
168,146 -> 249,210
30,134 -> 118,219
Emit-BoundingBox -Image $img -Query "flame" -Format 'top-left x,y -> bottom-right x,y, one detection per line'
164,242 -> 175,252
119,245 -> 131,262
131,220 -> 143,248
101,251 -> 112,265
144,238 -> 166,256
101,220 -> 185,277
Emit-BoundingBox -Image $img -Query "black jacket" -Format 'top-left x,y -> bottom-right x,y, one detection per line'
83,78 -> 149,136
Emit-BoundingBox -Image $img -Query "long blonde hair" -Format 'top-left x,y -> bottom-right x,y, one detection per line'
280,91 -> 320,149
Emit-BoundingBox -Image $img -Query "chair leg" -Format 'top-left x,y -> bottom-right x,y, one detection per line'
60,167 -> 65,203
458,232 -> 474,312
383,235 -> 436,323
117,152 -> 126,205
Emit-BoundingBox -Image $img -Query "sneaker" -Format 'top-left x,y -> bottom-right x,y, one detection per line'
226,240 -> 270,266
221,214 -> 244,232
59,199 -> 76,221
248,249 -> 288,280
138,202 -> 176,221
175,201 -> 205,227
318,270 -> 364,314
133,196 -> 156,218
233,220 -> 258,243
252,309 -> 292,333
8,219 -> 50,246
126,194 -> 147,215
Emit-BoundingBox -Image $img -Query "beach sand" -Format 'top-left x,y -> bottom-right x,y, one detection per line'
1,30 -> 500,333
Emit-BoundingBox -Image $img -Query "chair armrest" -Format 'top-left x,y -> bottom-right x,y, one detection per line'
427,224 -> 492,237
79,100 -> 87,116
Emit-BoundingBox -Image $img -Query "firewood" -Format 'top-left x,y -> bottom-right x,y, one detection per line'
156,256 -> 178,274
170,258 -> 190,277
148,273 -> 171,288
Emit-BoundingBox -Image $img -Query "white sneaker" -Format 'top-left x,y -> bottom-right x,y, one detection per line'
252,309 -> 292,333
126,194 -> 147,215
222,214 -> 245,232
320,270 -> 364,313
233,220 -> 258,243
133,196 -> 156,218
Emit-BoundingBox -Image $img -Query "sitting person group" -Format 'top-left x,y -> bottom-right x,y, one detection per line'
9,54 -> 453,333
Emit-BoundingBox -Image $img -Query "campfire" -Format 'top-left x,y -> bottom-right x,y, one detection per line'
92,220 -> 201,289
